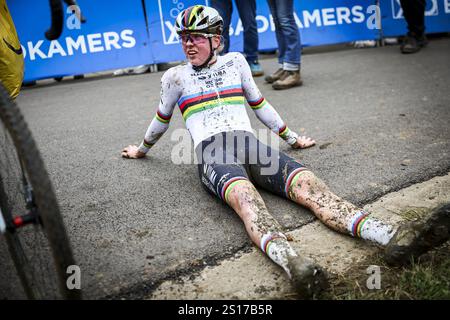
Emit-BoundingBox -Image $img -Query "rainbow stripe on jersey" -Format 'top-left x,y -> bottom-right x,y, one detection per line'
177,85 -> 245,121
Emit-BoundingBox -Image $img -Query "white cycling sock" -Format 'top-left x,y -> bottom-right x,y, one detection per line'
260,232 -> 297,277
347,210 -> 397,246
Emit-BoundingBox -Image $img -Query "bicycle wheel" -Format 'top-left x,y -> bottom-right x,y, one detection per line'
0,83 -> 81,299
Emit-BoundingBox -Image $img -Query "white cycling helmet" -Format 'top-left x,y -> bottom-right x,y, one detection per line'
175,5 -> 223,35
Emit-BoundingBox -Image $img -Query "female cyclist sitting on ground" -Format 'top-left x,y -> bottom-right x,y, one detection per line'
122,5 -> 450,298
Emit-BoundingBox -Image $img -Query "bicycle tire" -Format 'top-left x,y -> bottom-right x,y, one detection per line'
0,83 -> 81,299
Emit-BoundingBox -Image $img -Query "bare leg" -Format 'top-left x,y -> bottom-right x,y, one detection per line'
288,170 -> 396,245
226,179 -> 328,298
226,180 -> 293,260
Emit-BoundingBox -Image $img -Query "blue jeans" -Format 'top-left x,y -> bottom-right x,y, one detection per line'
267,0 -> 301,66
210,0 -> 259,63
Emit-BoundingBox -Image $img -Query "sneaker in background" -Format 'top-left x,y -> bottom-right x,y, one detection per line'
249,61 -> 264,77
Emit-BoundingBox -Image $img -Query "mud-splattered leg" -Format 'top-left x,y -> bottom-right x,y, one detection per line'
288,170 -> 396,246
226,179 -> 329,298
226,180 -> 297,275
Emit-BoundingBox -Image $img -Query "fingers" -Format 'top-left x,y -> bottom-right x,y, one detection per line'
295,136 -> 316,149
121,145 -> 136,158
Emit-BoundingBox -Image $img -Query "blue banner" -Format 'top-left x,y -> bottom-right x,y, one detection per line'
381,0 -> 450,37
8,0 -> 450,81
144,0 -> 210,64
10,0 -> 152,81
146,0 -> 381,62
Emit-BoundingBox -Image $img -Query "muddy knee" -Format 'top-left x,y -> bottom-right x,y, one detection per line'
289,171 -> 329,200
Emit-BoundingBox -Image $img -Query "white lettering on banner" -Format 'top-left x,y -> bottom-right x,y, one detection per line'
120,30 -> 136,48
164,5 -> 381,44
27,40 -> 47,60
22,30 -> 137,61
87,33 -> 104,53
303,10 -> 322,28
235,19 -> 244,36
445,0 -> 450,13
165,21 -> 179,44
256,15 -> 269,33
322,8 -> 337,26
336,7 -> 352,24
48,40 -> 67,58
66,36 -> 87,55
104,32 -> 121,50
352,6 -> 365,23
427,0 -> 439,16
392,0 -> 440,19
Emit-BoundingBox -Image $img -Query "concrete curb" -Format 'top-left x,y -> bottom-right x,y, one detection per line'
148,173 -> 450,299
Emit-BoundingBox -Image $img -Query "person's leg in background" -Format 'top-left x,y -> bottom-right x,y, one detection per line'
234,0 -> 264,77
265,0 -> 302,90
210,0 -> 233,54
265,0 -> 286,84
399,0 -> 427,53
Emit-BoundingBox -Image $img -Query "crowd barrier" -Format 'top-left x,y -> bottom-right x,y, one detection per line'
9,0 -> 450,82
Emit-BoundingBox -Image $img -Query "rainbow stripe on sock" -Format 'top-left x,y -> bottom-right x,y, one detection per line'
260,232 -> 287,254
350,211 -> 370,237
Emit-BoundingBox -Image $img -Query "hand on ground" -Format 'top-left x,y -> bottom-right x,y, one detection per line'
291,136 -> 316,149
121,145 -> 146,159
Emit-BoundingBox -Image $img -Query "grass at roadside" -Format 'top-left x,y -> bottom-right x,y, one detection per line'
323,243 -> 450,300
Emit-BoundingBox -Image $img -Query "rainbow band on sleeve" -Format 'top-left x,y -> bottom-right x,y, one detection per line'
155,110 -> 172,124
285,167 -> 309,198
350,211 -> 370,237
177,85 -> 245,121
278,125 -> 291,139
143,139 -> 154,149
221,176 -> 248,203
261,233 -> 287,254
248,97 -> 267,110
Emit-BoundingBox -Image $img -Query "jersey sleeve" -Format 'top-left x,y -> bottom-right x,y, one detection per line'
137,68 -> 180,153
237,53 -> 299,145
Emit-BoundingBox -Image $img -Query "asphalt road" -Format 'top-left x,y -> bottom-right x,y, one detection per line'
1,38 -> 449,299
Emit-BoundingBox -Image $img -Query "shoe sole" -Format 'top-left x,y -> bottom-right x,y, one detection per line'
384,203 -> 450,266
252,71 -> 264,77
288,256 -> 329,299
401,43 -> 427,54
272,80 -> 303,90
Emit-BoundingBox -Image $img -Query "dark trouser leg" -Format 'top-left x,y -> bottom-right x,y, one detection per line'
210,0 -> 233,53
400,0 -> 426,37
235,0 -> 259,63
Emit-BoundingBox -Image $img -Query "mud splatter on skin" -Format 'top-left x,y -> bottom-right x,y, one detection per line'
227,181 -> 297,275
289,171 -> 360,234
229,181 -> 284,239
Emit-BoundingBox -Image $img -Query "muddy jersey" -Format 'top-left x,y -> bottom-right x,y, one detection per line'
138,52 -> 298,153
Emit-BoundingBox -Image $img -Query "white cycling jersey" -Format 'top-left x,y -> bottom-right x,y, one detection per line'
138,52 -> 299,153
